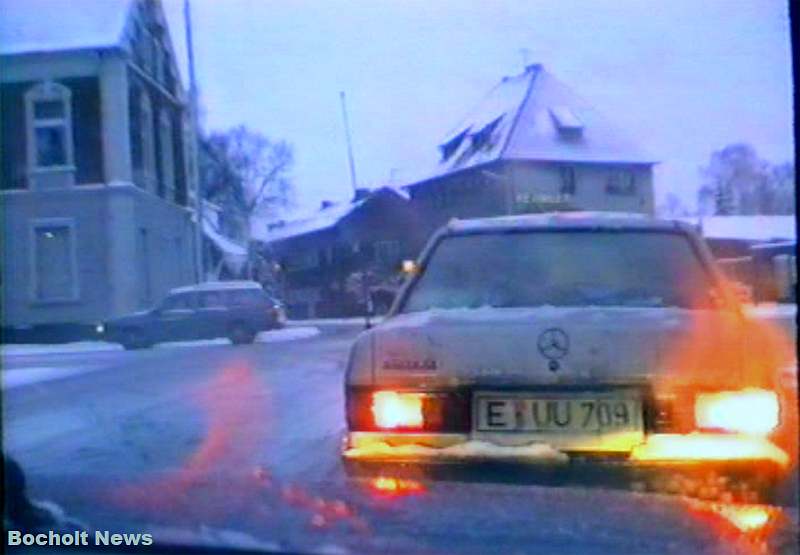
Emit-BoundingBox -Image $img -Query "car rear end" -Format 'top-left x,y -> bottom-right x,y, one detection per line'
341,214 -> 794,499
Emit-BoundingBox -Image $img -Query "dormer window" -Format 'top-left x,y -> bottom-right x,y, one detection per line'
470,116 -> 503,151
439,128 -> 470,162
25,81 -> 74,171
550,106 -> 583,139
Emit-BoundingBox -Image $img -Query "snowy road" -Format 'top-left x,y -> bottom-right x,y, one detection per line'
3,324 -> 797,554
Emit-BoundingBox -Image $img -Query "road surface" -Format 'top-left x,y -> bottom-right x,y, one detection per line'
3,324 -> 797,555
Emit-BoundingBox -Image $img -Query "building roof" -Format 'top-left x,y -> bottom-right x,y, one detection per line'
252,187 -> 405,244
678,216 -> 796,243
445,212 -> 682,235
0,0 -> 133,55
410,64 -> 655,186
253,199 -> 367,244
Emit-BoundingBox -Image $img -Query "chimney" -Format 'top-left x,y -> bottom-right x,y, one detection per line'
353,188 -> 370,202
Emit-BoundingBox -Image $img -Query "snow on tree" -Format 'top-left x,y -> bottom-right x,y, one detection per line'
697,143 -> 794,215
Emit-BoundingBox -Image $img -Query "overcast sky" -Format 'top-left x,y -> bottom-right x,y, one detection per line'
162,0 -> 794,213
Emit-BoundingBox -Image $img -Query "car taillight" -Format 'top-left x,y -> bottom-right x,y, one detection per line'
694,388 -> 780,435
372,391 -> 424,428
347,389 -> 470,432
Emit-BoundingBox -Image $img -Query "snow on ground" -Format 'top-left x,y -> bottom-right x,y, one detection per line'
2,327 -> 321,357
257,326 -> 320,342
2,366 -> 106,390
1,327 -> 321,390
1,341 -> 123,356
288,317 -> 383,326
747,303 -> 797,319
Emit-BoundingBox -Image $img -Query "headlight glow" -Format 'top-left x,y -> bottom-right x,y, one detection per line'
371,391 -> 424,429
694,388 -> 779,435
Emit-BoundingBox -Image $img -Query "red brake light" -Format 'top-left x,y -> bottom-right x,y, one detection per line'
371,391 -> 424,429
347,388 -> 470,432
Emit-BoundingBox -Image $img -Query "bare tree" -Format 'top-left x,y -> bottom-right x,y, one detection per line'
200,125 -> 294,277
697,143 -> 794,215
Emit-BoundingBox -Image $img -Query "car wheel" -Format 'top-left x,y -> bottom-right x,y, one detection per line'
121,328 -> 149,350
228,323 -> 256,345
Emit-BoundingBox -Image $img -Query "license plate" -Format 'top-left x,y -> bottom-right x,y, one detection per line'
475,394 -> 642,433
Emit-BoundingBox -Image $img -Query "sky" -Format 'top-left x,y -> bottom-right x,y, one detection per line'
161,0 -> 794,214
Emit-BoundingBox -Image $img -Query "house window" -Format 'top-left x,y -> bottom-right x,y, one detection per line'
606,170 -> 636,196
559,166 -> 577,196
140,92 -> 156,191
25,81 -> 74,171
31,220 -> 78,301
159,111 -> 176,200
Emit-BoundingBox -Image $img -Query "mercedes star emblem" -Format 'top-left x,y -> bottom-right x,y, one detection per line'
537,328 -> 569,360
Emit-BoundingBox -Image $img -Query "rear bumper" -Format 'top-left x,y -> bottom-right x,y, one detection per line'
343,431 -> 791,470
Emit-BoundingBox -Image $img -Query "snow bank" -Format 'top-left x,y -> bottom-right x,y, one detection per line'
1,342 -> 122,356
288,317 -> 382,326
746,303 -> 797,320
345,440 -> 568,462
2,366 -> 102,390
154,327 -> 321,348
256,326 -> 320,342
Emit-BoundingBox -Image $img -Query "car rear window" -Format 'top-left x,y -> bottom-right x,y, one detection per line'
198,291 -> 226,308
401,230 -> 717,312
226,288 -> 267,306
160,293 -> 194,310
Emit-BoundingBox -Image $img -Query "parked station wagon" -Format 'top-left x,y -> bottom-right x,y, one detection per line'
343,213 -> 794,498
102,281 -> 286,349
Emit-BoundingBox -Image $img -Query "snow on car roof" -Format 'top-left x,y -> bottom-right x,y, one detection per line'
170,281 -> 262,294
445,212 -> 684,234
0,0 -> 132,55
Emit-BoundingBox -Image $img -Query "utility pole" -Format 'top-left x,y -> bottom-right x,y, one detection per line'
185,0 -> 203,283
339,91 -> 358,194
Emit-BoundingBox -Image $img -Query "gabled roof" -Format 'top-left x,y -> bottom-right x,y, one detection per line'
0,0 -> 134,56
415,64 -> 655,185
253,187 -> 406,244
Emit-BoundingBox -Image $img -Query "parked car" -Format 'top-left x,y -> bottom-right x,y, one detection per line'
342,212 -> 795,500
102,281 -> 286,349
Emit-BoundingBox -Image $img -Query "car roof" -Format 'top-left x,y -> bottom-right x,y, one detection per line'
444,211 -> 695,235
169,280 -> 263,295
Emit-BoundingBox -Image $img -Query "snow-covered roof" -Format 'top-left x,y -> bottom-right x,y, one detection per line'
679,216 -> 796,243
253,199 -> 366,244
202,218 -> 247,257
0,0 -> 133,56
410,64 -> 655,186
253,187 -> 408,244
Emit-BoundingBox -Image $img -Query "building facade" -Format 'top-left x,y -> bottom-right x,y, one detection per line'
1,0 -> 198,333
405,64 -> 657,239
255,188 -> 425,319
